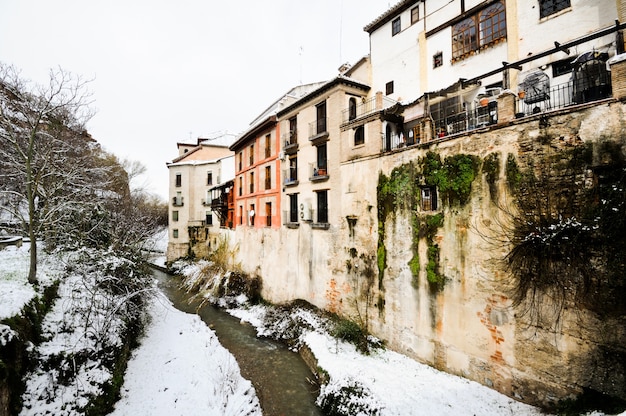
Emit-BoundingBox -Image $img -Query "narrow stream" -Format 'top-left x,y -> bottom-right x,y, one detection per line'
153,269 -> 323,416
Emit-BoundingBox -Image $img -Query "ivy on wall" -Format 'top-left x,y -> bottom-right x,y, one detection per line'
504,141 -> 626,322
376,152 -> 480,293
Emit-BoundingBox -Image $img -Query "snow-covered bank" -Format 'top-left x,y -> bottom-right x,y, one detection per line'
229,304 -> 544,416
109,293 -> 261,416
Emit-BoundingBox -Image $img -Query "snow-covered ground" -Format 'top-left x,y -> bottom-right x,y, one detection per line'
1,244 -> 625,416
109,293 -> 261,416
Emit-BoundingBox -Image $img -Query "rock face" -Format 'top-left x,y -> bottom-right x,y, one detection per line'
218,100 -> 626,408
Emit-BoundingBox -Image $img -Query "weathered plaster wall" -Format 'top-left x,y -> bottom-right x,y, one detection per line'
228,100 -> 626,407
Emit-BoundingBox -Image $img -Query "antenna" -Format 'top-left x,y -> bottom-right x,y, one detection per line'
299,46 -> 303,84
339,0 -> 344,65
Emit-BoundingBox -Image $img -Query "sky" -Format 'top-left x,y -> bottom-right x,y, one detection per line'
0,0 -> 393,200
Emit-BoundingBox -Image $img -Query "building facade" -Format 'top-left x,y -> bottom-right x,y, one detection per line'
169,0 -> 626,406
166,138 -> 234,261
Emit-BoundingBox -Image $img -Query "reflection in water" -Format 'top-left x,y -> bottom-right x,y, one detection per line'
154,269 -> 323,416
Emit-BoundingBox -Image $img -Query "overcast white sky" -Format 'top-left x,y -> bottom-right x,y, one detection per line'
0,0 -> 392,199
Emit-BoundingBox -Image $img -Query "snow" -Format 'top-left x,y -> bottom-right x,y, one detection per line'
229,305 -> 544,416
2,244 -> 625,416
0,245 -> 37,319
109,294 -> 261,416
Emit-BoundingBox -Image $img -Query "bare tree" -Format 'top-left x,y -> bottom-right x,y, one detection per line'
0,64 -> 95,284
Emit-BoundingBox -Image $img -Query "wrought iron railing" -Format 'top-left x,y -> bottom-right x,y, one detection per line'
342,96 -> 398,124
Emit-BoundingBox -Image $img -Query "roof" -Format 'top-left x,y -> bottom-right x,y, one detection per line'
363,0 -> 417,34
276,75 -> 370,118
229,115 -> 277,151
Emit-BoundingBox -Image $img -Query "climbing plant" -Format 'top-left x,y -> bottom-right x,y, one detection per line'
377,152 -> 479,293
504,140 -> 626,323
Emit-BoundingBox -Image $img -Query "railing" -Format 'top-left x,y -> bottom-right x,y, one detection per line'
172,196 -> 184,206
309,118 -> 327,138
342,95 -> 398,124
431,103 -> 497,139
381,133 -> 422,152
310,164 -> 329,179
283,167 -> 298,186
282,209 -> 299,225
516,78 -> 612,117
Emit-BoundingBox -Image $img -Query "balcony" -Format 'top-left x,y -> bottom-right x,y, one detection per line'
172,196 -> 184,207
281,132 -> 298,155
309,118 -> 329,144
310,164 -> 329,181
282,209 -> 299,228
341,95 -> 398,125
283,167 -> 298,187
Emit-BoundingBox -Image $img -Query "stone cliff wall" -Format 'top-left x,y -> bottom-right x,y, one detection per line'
227,100 -> 626,408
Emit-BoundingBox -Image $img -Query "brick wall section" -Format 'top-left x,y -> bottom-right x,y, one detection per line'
610,58 -> 626,100
496,91 -> 517,123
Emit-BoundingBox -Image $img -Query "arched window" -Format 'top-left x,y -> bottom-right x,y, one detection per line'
452,17 -> 477,59
349,97 -> 357,121
479,2 -> 506,46
354,126 -> 364,146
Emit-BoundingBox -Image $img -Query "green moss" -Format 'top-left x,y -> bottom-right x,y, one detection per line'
408,254 -> 420,288
426,244 -> 444,290
483,152 -> 500,200
421,152 -> 480,206
505,153 -> 522,193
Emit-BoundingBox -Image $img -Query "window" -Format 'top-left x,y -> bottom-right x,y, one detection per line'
317,190 -> 328,223
289,116 -> 297,144
238,177 -> 243,196
386,81 -> 394,95
552,58 -> 574,77
265,166 -> 272,190
249,204 -> 255,226
433,52 -> 443,68
238,152 -> 242,171
266,202 -> 272,227
265,134 -> 271,158
421,187 -> 438,211
451,1 -> 506,60
249,144 -> 254,165
539,0 -> 570,18
452,17 -> 477,58
174,191 -> 183,206
317,144 -> 327,172
207,171 -> 213,185
287,157 -> 298,184
289,194 -> 298,223
392,17 -> 401,36
206,211 -> 213,226
479,2 -> 506,46
173,229 -> 179,239
411,6 -> 419,24
239,206 -> 243,225
348,97 -> 357,121
249,172 -> 254,194
316,101 -> 327,134
354,126 -> 365,146
172,210 -> 179,222
175,173 -> 182,187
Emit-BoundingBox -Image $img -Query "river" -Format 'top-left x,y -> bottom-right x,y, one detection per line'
153,268 -> 323,416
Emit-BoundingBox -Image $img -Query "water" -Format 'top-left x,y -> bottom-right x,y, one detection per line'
153,269 -> 323,416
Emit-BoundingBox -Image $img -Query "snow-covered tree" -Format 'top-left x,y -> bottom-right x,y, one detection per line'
0,63 -> 96,284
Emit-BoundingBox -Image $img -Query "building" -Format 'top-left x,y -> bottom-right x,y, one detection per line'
166,137 -> 234,261
170,0 -> 626,406
229,83 -> 325,230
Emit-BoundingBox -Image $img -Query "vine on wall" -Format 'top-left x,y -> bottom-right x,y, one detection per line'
376,152 -> 480,293
503,141 -> 626,323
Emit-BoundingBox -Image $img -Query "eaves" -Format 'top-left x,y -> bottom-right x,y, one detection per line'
276,76 -> 370,119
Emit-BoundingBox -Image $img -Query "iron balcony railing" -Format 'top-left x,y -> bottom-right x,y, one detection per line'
342,95 -> 398,124
283,167 -> 298,186
309,118 -> 327,138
